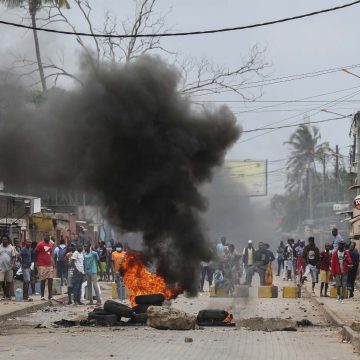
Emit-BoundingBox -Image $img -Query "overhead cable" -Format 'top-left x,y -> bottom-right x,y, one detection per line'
0,1 -> 359,38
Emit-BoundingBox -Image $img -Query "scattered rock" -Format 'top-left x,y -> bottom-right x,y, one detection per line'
147,306 -> 196,330
350,322 -> 360,332
184,337 -> 193,343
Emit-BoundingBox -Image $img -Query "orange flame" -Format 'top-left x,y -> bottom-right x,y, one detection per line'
223,312 -> 233,324
120,252 -> 182,307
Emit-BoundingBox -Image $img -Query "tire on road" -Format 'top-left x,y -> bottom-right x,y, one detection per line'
90,313 -> 118,326
134,294 -> 165,305
104,300 -> 134,318
197,310 -> 228,322
131,313 -> 148,324
133,303 -> 162,314
88,310 -> 112,320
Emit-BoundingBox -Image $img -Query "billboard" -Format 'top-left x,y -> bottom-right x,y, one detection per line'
224,160 -> 268,196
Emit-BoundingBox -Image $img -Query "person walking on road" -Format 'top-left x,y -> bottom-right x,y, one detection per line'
112,244 -> 126,301
301,237 -> 320,295
0,235 -> 15,300
319,243 -> 331,297
331,240 -> 352,303
20,239 -> 33,301
348,242 -> 359,298
84,244 -> 101,305
35,233 -> 55,300
54,238 -> 67,286
71,244 -> 85,305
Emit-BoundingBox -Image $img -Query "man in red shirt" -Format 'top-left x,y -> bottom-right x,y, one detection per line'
35,232 -> 54,300
331,240 -> 352,303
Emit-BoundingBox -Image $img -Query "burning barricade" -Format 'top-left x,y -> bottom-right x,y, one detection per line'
85,252 -> 234,329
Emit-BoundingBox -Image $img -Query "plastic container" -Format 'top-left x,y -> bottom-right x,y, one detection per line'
15,288 -> 23,302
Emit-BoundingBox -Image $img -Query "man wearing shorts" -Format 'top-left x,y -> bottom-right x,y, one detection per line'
35,232 -> 54,300
301,237 -> 320,294
0,235 -> 15,300
20,239 -> 33,301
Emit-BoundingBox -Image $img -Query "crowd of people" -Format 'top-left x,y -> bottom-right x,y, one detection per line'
200,228 -> 359,303
0,232 -> 128,304
200,237 -> 275,295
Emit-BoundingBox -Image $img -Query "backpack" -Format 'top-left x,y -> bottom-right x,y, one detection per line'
58,246 -> 66,262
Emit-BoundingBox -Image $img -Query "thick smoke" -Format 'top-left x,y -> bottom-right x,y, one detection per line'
0,56 -> 240,294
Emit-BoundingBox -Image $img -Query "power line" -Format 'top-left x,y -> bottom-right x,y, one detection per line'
0,1 -> 359,38
242,116 -> 350,133
237,87 -> 360,144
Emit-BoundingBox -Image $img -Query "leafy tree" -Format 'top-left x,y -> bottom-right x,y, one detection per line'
1,0 -> 69,92
284,124 -> 331,192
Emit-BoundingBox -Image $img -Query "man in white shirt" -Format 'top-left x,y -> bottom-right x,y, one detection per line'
0,235 -> 15,300
71,244 -> 85,305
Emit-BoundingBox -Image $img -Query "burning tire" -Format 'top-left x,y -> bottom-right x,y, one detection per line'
131,313 -> 148,324
104,300 -> 134,318
90,313 -> 118,326
196,310 -> 229,326
134,294 -> 165,305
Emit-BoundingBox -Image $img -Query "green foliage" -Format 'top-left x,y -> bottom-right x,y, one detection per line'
284,124 -> 331,191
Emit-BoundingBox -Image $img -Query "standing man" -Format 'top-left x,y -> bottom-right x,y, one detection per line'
332,228 -> 343,251
319,243 -> 331,297
112,244 -> 126,301
301,237 -> 320,294
35,232 -> 55,300
348,242 -> 359,298
216,236 -> 227,257
20,239 -> 33,301
54,238 -> 67,286
0,235 -> 15,300
276,241 -> 285,276
331,240 -> 352,303
84,244 -> 101,305
243,242 -> 270,286
71,244 -> 85,305
242,240 -> 255,274
98,241 -> 107,281
283,238 -> 294,281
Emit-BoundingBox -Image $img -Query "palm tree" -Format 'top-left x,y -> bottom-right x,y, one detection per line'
284,124 -> 331,192
1,0 -> 69,92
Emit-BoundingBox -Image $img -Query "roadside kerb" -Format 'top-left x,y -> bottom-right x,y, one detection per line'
0,296 -> 67,322
304,287 -> 360,352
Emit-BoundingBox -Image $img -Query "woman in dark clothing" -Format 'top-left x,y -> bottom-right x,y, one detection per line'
348,242 -> 359,298
276,241 -> 285,276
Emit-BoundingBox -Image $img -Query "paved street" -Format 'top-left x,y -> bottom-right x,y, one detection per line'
0,278 -> 359,360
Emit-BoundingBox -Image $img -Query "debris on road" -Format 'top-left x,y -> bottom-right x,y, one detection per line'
237,317 -> 298,331
147,306 -> 196,330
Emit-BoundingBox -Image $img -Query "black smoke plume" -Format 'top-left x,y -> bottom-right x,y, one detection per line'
0,56 -> 241,294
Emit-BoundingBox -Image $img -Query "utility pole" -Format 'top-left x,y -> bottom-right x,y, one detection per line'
356,112 -> 360,195
307,162 -> 313,220
335,145 -> 339,199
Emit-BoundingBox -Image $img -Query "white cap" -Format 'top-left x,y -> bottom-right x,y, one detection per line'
248,240 -> 253,244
